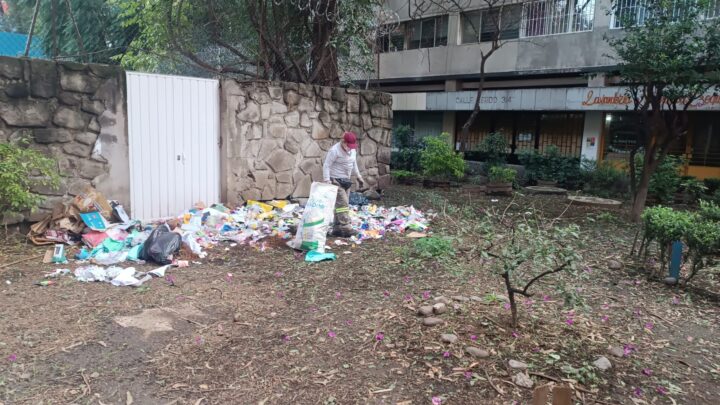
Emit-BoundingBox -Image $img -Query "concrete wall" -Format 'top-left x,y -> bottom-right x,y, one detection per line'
379,0 -> 617,80
581,111 -> 603,161
0,57 -> 128,224
220,80 -> 393,206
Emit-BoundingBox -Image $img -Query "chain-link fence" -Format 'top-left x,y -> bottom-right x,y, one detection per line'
0,0 -> 139,66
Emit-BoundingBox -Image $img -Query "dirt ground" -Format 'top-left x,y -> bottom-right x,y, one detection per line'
1,186 -> 719,405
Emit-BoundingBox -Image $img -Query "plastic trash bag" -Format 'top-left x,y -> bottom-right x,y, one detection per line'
349,192 -> 369,207
291,182 -> 338,252
182,232 -> 207,258
305,250 -> 337,262
140,224 -> 182,265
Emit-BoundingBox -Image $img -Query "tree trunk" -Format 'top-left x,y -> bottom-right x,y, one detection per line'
310,0 -> 339,86
502,271 -> 518,328
461,57 -> 488,138
630,152 -> 657,222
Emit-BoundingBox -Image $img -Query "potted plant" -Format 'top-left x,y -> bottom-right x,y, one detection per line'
420,133 -> 466,188
487,166 -> 516,195
461,175 -> 487,195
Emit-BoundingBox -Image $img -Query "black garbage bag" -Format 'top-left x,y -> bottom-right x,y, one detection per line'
349,191 -> 370,207
140,224 -> 181,264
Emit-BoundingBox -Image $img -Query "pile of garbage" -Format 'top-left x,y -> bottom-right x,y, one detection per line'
31,186 -> 431,287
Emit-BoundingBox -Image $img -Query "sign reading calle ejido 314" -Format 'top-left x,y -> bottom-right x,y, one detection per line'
424,87 -> 720,111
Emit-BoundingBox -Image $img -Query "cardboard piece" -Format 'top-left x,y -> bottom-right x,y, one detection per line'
28,203 -> 85,245
80,211 -> 109,231
73,186 -> 113,219
532,384 -> 573,405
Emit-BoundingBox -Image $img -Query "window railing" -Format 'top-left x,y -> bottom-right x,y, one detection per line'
611,0 -> 720,28
520,0 -> 595,37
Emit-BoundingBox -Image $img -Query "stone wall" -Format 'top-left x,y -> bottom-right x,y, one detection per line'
0,56 -> 128,224
220,80 -> 392,204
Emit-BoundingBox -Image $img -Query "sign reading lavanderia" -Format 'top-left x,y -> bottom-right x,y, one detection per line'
425,87 -> 720,111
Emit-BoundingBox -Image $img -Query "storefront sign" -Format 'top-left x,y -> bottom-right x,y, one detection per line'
418,87 -> 720,111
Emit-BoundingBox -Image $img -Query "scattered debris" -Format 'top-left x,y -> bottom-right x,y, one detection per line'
593,356 -> 612,370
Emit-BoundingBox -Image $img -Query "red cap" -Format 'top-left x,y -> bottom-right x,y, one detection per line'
343,131 -> 358,149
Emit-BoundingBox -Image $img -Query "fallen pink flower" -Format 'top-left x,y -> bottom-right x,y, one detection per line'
422,291 -> 431,300
644,322 -> 654,330
470,335 -> 478,341
346,320 -> 353,326
511,331 -> 520,338
464,371 -> 472,379
601,315 -> 609,323
443,351 -> 450,358
404,294 -> 413,302
432,396 -> 442,405
375,332 -> 384,341
656,386 -> 668,395
403,276 -> 411,284
565,318 -> 574,326
542,295 -> 551,302
335,292 -> 342,299
328,331 -> 336,339
642,368 -> 653,376
282,335 -> 291,342
7,354 -> 17,362
601,303 -> 610,310
672,296 -> 680,305
633,387 -> 643,398
503,303 -> 511,310
274,271 -> 283,277
623,344 -> 636,356
195,336 -> 204,345
383,290 -> 390,297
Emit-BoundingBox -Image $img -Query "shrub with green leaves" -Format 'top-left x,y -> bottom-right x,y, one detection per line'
478,132 -> 508,168
413,236 -> 455,259
0,141 -> 60,218
635,154 -> 684,203
698,200 -> 720,222
640,204 -> 720,283
582,160 -> 629,199
518,146 -> 583,188
488,166 -> 516,183
420,133 -> 466,179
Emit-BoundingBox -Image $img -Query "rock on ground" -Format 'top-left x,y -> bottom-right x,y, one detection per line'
432,302 -> 447,314
465,346 -> 490,358
440,334 -> 457,344
593,356 -> 612,370
418,305 -> 434,316
608,346 -> 625,358
513,372 -> 534,388
422,317 -> 444,327
508,359 -> 528,369
608,260 -> 623,270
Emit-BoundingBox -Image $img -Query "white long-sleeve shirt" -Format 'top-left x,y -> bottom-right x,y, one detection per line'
323,142 -> 360,181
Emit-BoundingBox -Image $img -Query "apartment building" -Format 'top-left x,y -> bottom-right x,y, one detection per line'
373,0 -> 720,178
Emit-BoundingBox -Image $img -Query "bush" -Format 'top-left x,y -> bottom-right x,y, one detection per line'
391,148 -> 422,172
703,178 -> 720,195
641,206 -> 694,246
393,124 -> 414,149
478,132 -> 508,168
698,200 -> 720,222
420,133 -> 466,179
413,236 -> 455,259
0,141 -> 60,218
518,146 -> 583,189
488,166 -> 516,183
679,177 -> 707,203
582,160 -> 630,198
391,169 -> 419,184
635,154 -> 683,203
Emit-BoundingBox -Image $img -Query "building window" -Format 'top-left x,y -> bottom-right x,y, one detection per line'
610,0 -> 719,28
461,6 -> 521,44
520,0 -> 595,37
376,25 -> 405,53
603,113 -> 640,160
692,114 -> 720,167
407,15 -> 449,49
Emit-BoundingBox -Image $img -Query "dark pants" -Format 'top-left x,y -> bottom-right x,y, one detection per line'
331,178 -> 352,235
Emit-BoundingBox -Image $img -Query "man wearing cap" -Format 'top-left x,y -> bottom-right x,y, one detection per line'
323,131 -> 365,237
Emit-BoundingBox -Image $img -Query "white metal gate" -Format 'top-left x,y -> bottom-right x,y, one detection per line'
127,72 -> 220,220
